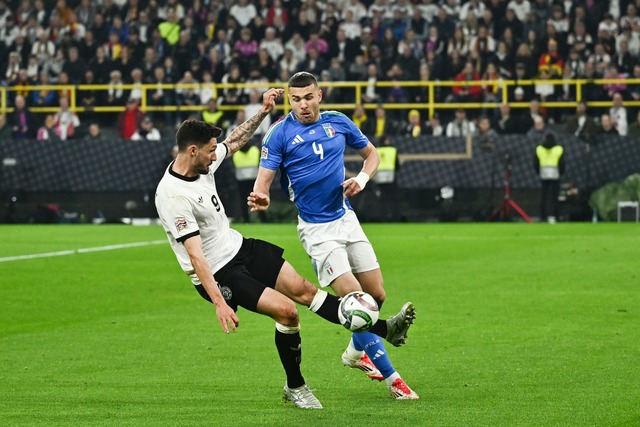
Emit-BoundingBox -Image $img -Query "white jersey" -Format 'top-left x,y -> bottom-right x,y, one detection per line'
155,143 -> 243,281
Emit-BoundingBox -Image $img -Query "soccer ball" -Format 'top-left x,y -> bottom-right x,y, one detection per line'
338,291 -> 380,332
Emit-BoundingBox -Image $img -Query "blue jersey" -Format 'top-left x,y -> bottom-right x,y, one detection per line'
260,110 -> 369,223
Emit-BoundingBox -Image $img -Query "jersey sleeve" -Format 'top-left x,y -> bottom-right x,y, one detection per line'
338,113 -> 369,149
158,195 -> 199,243
259,120 -> 284,170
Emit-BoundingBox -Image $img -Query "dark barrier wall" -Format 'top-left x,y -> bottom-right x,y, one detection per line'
1,135 -> 639,193
391,135 -> 640,190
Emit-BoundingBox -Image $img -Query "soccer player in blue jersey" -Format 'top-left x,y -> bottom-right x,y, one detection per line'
249,72 -> 419,400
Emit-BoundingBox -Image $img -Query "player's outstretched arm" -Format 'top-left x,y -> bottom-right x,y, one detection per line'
222,88 -> 284,157
183,235 -> 239,334
248,166 -> 277,211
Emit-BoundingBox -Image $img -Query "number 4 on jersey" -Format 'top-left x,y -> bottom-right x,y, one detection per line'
312,142 -> 324,160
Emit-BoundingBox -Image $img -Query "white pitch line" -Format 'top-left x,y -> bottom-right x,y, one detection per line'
0,240 -> 167,263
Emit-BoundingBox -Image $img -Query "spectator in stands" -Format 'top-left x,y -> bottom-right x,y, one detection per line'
469,24 -> 496,64
348,54 -> 368,82
31,28 -> 56,66
538,39 -> 564,78
363,105 -> 398,140
53,97 -> 80,141
527,115 -> 549,141
131,116 -> 161,141
147,66 -> 174,128
219,64 -> 245,123
84,122 -> 105,141
229,0 -> 257,28
317,70 -> 338,104
259,26 -> 284,64
598,114 -> 618,135
43,48 -> 65,84
328,28 -> 359,64
402,109 -> 424,137
278,48 -> 299,78
475,115 -> 498,149
481,62 -> 502,118
534,68 -> 557,103
581,62 -> 606,102
602,64 -> 628,99
4,52 -> 21,85
446,108 -> 476,138
10,94 -> 36,139
587,43 -> 611,71
613,37 -> 635,76
0,15 -> 20,50
32,70 -> 58,107
158,7 -> 181,46
448,62 -> 483,104
37,114 -> 59,141
298,47 -> 327,76
117,98 -> 145,140
424,114 -> 444,137
351,104 -> 368,131
609,92 -> 628,136
359,63 -> 381,104
113,45 -> 136,82
129,68 -> 144,102
201,98 -> 223,127
10,33 -> 31,67
25,55 -> 39,81
385,64 -> 409,104
567,21 -> 593,59
285,32 -> 307,65
494,103 -> 519,135
175,71 -> 200,123
87,46 -> 112,84
254,49 -> 278,82
77,69 -> 99,122
396,41 -> 420,81
75,0 -> 97,29
564,101 -> 597,140
106,69 -> 126,110
303,32 -> 327,58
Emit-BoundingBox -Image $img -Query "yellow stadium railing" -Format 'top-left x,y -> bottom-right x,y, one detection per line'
1,79 -> 639,118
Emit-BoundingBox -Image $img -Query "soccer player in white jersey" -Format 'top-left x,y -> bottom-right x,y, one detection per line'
155,88 -> 414,409
249,73 -> 419,400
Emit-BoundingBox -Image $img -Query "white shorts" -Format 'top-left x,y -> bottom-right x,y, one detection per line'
297,209 -> 379,287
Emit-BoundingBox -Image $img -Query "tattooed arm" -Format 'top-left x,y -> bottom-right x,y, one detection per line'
222,88 -> 284,158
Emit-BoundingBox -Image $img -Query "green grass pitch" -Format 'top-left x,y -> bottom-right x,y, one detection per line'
1,223 -> 638,426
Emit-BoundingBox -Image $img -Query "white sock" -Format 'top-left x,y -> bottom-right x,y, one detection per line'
385,372 -> 401,386
344,337 -> 364,360
308,289 -> 328,312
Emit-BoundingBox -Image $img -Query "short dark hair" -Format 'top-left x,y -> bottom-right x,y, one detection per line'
175,120 -> 222,150
288,71 -> 318,88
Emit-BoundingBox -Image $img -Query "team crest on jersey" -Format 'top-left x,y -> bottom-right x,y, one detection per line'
219,285 -> 232,300
323,262 -> 334,276
322,123 -> 336,138
261,146 -> 268,159
175,218 -> 188,232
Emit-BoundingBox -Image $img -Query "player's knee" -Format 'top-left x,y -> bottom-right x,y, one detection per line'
277,301 -> 299,326
297,279 -> 318,306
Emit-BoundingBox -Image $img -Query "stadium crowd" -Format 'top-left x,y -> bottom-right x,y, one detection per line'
1,0 -> 639,142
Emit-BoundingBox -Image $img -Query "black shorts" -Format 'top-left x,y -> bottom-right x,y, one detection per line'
194,238 -> 285,312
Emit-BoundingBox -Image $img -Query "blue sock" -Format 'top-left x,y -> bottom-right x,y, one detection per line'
352,331 -> 396,379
